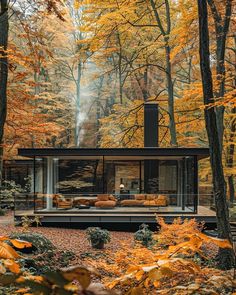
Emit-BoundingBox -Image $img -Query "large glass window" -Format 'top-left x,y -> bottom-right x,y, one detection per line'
57,159 -> 103,194
35,158 -> 46,194
3,160 -> 34,191
104,161 -> 141,194
159,160 -> 178,193
30,155 -> 197,214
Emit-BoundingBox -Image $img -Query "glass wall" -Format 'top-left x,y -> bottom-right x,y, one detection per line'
56,159 -> 103,194
104,161 -> 141,194
31,155 -> 197,213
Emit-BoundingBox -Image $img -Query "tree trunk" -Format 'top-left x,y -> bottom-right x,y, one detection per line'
0,0 -> 8,184
149,0 -> 177,146
228,175 -> 235,204
207,0 -> 232,150
75,58 -> 82,146
165,42 -> 177,146
198,0 -> 234,269
227,107 -> 235,204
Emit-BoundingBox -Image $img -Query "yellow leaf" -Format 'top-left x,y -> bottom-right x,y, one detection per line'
0,236 -> 8,241
4,259 -> 20,274
129,287 -> 144,294
148,268 -> 162,281
153,280 -> 160,288
107,278 -> 119,289
135,270 -> 144,281
0,242 -> 20,259
127,265 -> 140,273
10,239 -> 32,249
64,282 -> 79,292
198,233 -> 232,248
62,266 -> 91,290
15,288 -> 30,294
144,277 -> 150,288
16,275 -> 43,283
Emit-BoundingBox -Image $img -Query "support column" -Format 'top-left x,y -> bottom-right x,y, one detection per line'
193,156 -> 198,213
46,157 -> 53,210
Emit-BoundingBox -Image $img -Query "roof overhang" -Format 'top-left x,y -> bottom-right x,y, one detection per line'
18,147 -> 209,160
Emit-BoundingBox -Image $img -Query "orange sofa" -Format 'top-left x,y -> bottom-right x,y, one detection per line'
120,194 -> 168,207
73,197 -> 97,207
95,194 -> 117,209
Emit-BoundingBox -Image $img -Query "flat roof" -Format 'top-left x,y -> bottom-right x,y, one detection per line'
18,147 -> 209,160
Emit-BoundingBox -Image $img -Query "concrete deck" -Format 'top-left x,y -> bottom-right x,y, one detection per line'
14,206 -> 216,225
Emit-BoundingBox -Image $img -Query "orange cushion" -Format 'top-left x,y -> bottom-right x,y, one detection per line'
157,195 -> 166,200
95,201 -> 116,208
143,200 -> 156,206
146,194 -> 156,200
108,195 -> 116,201
89,199 -> 97,206
135,194 -> 146,200
121,200 -> 144,206
155,196 -> 168,206
97,194 -> 109,201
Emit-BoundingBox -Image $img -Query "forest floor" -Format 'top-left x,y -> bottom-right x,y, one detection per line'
0,211 -> 235,294
0,211 -> 134,266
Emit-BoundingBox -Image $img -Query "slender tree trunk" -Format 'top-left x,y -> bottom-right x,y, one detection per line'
227,107 -> 235,203
207,0 -> 232,150
198,0 -> 234,269
149,0 -> 177,146
96,76 -> 104,147
116,32 -> 123,104
0,0 -> 8,184
165,42 -> 177,146
226,36 -> 236,204
75,58 -> 82,146
228,175 -> 235,204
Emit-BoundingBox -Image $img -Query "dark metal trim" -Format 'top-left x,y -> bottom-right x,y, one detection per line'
194,156 -> 198,213
33,156 -> 36,213
102,156 -> 105,194
18,147 -> 209,159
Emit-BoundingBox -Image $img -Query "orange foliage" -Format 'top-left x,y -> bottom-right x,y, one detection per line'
156,217 -> 204,246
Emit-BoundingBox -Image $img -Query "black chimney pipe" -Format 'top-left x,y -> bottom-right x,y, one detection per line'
143,103 -> 159,193
144,103 -> 158,147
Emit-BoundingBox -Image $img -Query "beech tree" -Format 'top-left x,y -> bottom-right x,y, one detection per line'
198,0 -> 234,269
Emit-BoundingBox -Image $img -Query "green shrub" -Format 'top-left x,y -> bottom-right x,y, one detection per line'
10,232 -> 55,254
86,227 -> 111,249
134,224 -> 154,247
10,232 -> 75,275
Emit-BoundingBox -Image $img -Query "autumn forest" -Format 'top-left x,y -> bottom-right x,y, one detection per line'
0,0 -> 236,293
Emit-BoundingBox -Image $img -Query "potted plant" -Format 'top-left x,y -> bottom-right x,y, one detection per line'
134,224 -> 154,248
86,227 -> 111,249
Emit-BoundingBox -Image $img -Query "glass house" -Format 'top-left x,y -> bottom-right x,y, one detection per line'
16,147 -> 209,214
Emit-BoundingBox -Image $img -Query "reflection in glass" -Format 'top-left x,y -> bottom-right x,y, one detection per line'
57,159 -> 103,194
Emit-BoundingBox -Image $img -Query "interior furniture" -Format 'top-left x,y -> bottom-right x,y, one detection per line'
120,194 -> 168,207
95,194 -> 117,209
35,193 -> 45,209
73,197 -> 97,207
53,194 -> 73,209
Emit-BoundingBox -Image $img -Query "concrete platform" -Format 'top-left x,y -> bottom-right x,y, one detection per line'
14,206 -> 216,225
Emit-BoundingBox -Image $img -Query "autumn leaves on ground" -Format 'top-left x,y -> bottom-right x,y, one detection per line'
0,215 -> 235,294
